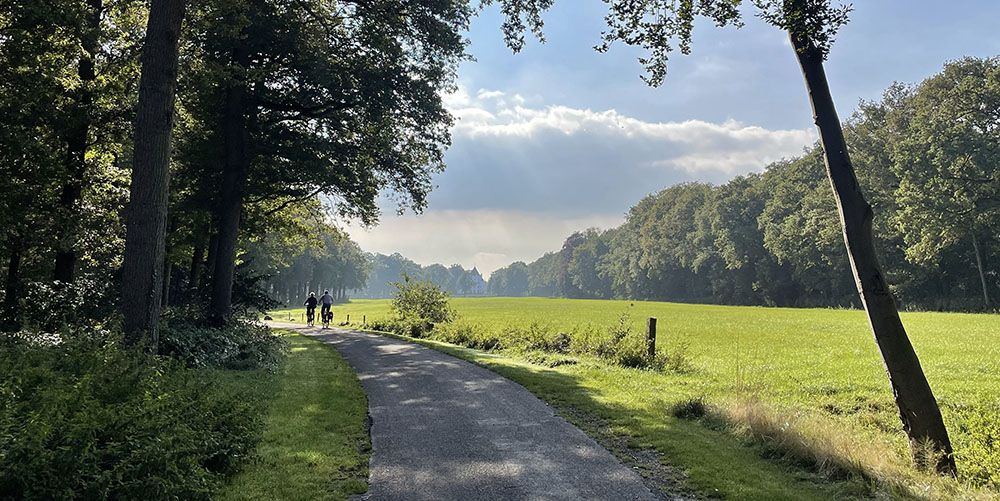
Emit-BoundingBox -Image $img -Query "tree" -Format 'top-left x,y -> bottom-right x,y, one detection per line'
179,0 -> 473,324
488,261 -> 529,296
566,229 -> 612,299
391,275 -> 455,324
489,0 -> 956,473
891,57 -> 1000,311
120,0 -> 187,349
1,1 -> 138,329
704,173 -> 795,306
0,4 -> 64,328
759,153 -> 856,307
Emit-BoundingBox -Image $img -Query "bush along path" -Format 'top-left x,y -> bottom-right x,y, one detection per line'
267,321 -> 663,501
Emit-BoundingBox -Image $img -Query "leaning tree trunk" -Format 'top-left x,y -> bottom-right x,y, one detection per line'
790,34 -> 956,475
120,0 -> 187,350
54,0 -> 103,283
972,233 -> 990,310
208,42 -> 251,325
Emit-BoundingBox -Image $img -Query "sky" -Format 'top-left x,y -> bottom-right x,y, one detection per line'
347,1 -> 1000,278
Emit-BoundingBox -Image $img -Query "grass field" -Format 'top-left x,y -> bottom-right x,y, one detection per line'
220,332 -> 369,501
273,298 -> 1000,498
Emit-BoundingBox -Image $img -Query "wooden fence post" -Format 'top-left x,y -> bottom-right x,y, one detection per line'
646,317 -> 657,361
347,314 -> 350,324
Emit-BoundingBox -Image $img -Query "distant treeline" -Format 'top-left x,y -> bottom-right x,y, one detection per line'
353,253 -> 486,299
266,240 -> 486,303
489,58 -> 999,312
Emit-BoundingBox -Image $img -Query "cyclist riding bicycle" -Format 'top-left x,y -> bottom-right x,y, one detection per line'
320,290 -> 334,328
304,292 -> 318,326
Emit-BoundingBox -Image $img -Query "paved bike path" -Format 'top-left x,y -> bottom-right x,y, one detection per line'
269,322 -> 657,500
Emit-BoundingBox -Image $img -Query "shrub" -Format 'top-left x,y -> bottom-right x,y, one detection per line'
953,405 -> 1000,490
231,268 -> 281,315
591,311 -> 659,369
19,277 -> 117,330
655,342 -> 696,374
159,318 -> 287,371
434,320 -> 503,351
595,312 -> 632,360
672,397 -> 708,419
519,322 -> 571,353
390,275 -> 455,324
368,317 -> 433,338
0,329 -> 268,500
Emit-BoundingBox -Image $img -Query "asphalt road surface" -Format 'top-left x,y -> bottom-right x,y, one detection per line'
269,322 -> 658,501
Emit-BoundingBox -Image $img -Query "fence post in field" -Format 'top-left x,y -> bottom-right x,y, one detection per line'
347,314 -> 350,324
363,315 -> 366,325
646,317 -> 657,361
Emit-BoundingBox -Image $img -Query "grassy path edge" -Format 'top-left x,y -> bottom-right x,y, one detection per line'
220,331 -> 370,501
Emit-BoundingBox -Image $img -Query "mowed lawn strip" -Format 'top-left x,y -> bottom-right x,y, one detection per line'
220,332 -> 370,501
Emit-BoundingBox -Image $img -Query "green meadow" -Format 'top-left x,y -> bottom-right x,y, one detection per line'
274,297 -> 1000,498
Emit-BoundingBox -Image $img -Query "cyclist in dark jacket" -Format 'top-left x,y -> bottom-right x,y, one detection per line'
304,293 -> 318,326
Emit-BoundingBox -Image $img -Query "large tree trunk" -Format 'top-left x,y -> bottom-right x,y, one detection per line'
54,0 -> 103,283
790,34 -> 956,475
972,233 -> 990,310
120,0 -> 187,350
208,42 -> 251,325
2,240 -> 23,332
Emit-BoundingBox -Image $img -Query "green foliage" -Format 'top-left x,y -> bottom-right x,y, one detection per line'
888,57 -> 1000,310
426,319 -> 502,351
369,317 -> 436,339
159,317 -> 287,371
18,277 -> 119,329
487,261 -> 530,296
390,275 -> 456,324
265,223 -> 371,307
953,405 -> 1000,491
0,329 -> 269,500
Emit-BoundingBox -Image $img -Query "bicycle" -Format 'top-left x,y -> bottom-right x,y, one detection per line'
306,307 -> 316,327
321,310 -> 332,329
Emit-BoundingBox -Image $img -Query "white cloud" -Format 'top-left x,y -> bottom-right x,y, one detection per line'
354,88 -> 817,273
476,89 -> 506,100
346,210 -> 623,278
445,87 -> 815,175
